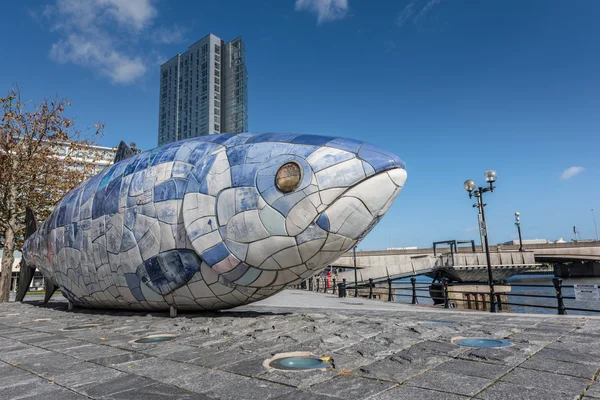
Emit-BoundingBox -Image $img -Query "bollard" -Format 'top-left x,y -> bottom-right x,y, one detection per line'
342,279 -> 347,298
442,278 -> 450,309
387,278 -> 393,302
552,277 -> 567,315
496,294 -> 503,312
316,277 -> 320,292
369,278 -> 374,299
309,277 -> 313,291
332,278 -> 337,295
337,282 -> 344,298
410,277 -> 418,304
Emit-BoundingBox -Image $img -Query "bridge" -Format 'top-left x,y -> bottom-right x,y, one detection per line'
332,241 -> 600,284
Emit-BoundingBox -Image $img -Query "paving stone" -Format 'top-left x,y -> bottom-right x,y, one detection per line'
308,375 -> 395,400
271,388 -> 339,399
102,382 -> 212,399
477,381 -> 577,400
72,372 -> 156,397
434,358 -> 513,379
353,355 -> 441,383
586,380 -> 600,398
405,370 -> 493,396
372,385 -> 470,399
520,354 -> 598,379
501,367 -> 591,395
535,347 -> 600,366
88,351 -> 150,366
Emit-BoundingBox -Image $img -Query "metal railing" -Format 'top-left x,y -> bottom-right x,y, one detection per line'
295,276 -> 600,316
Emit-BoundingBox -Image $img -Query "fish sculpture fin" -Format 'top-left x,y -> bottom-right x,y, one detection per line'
43,277 -> 58,304
16,207 -> 38,302
135,249 -> 203,295
113,141 -> 136,163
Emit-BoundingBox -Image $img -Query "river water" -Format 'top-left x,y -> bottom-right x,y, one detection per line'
392,274 -> 600,316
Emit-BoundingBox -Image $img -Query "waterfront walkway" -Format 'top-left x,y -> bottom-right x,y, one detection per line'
1,290 -> 599,399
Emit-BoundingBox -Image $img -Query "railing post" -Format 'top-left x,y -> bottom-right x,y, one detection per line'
495,293 -> 503,312
552,277 -> 567,315
342,279 -> 347,298
369,278 -> 374,299
410,277 -> 418,304
387,278 -> 393,302
332,278 -> 337,295
442,278 -> 450,309
309,277 -> 313,291
316,277 -> 320,293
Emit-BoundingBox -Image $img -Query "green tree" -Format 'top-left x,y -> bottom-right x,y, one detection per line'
0,87 -> 104,302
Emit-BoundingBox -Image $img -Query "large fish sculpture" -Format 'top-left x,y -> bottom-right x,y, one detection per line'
22,133 -> 406,311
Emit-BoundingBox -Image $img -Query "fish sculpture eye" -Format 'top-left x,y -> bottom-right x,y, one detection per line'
275,162 -> 302,193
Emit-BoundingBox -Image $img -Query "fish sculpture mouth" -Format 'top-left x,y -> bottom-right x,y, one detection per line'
315,167 -> 406,243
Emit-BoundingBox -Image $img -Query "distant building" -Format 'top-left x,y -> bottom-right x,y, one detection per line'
158,33 -> 248,145
501,239 -> 549,246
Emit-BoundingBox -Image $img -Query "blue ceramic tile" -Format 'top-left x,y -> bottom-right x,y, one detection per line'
201,242 -> 229,266
134,153 -> 150,173
231,163 -> 260,187
358,148 -> 399,173
308,150 -> 355,172
291,135 -> 333,146
136,250 -> 202,295
226,145 -> 250,166
268,133 -> 300,143
120,229 -> 137,251
325,138 -> 364,153
212,133 -> 235,144
235,187 -> 259,212
184,174 -> 202,194
125,273 -> 145,302
223,132 -> 253,147
317,213 -> 329,231
245,132 -> 276,143
123,156 -> 141,176
154,179 -> 179,202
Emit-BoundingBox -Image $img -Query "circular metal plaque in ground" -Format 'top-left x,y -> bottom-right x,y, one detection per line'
62,323 -> 100,331
132,334 -> 177,344
264,352 -> 333,372
452,337 -> 512,348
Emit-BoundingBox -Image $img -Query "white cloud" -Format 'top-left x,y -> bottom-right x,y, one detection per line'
560,166 -> 585,180
295,0 -> 348,24
397,0 -> 441,27
39,0 -> 159,84
151,25 -> 186,44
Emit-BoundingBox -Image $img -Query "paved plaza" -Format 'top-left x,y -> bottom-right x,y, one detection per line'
1,290 -> 599,399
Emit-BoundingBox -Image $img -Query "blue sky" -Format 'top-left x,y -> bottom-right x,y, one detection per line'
1,0 -> 599,250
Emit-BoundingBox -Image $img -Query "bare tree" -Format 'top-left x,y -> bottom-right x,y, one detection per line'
0,86 -> 105,302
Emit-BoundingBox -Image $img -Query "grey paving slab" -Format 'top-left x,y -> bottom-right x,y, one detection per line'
372,385 -> 470,400
71,372 -> 156,398
501,367 -> 591,395
0,291 -> 599,400
434,358 -> 513,379
586,380 -> 600,398
404,370 -> 494,396
101,382 -> 211,400
520,354 -> 599,379
477,381 -> 578,400
308,375 -> 396,400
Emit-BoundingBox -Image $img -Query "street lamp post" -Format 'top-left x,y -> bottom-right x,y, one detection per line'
353,246 -> 358,297
464,170 -> 497,313
592,209 -> 599,242
515,212 -> 523,251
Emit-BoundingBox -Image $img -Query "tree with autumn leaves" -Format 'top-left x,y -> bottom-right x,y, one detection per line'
0,87 -> 105,302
